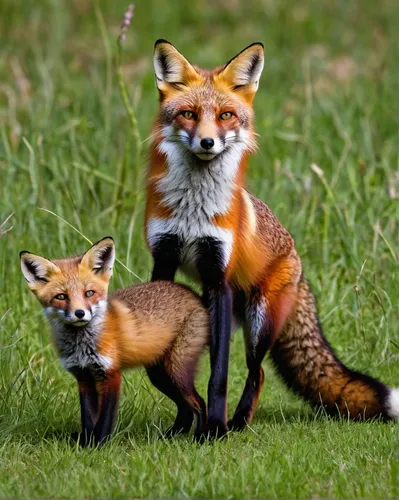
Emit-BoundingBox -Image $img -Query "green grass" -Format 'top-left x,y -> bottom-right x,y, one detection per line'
1,0 -> 399,497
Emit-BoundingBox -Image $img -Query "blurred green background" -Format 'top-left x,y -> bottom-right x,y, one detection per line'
0,0 -> 398,497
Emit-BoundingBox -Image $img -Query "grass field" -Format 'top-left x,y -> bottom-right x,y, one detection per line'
1,0 -> 399,497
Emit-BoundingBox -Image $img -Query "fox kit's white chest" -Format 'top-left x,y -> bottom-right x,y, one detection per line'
147,142 -> 243,274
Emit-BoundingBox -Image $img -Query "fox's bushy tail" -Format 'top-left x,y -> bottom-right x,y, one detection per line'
270,277 -> 399,420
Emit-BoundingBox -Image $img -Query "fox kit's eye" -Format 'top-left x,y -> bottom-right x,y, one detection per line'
181,110 -> 196,120
220,112 -> 233,120
85,290 -> 95,298
54,293 -> 67,300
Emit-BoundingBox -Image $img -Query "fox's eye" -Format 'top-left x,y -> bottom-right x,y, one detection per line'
181,110 -> 196,120
85,290 -> 95,298
220,112 -> 233,120
54,294 -> 67,300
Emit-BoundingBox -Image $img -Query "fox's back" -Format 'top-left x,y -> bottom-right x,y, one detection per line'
110,281 -> 204,322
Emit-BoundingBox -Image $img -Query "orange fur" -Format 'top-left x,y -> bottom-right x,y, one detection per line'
98,301 -> 181,368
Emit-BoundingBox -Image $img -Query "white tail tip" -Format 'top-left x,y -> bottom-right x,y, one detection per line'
386,388 -> 399,419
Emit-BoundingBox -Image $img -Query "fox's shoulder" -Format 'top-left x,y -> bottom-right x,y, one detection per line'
244,190 -> 295,255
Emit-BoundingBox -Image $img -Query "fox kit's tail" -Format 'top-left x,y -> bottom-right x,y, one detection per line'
271,277 -> 399,420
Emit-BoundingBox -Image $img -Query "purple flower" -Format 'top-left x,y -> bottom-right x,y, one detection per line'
119,4 -> 135,43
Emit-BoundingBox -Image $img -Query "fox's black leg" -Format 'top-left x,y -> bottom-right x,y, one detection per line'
197,238 -> 232,439
166,405 -> 194,437
191,390 -> 207,438
146,362 -> 194,436
151,234 -> 181,281
93,369 -> 121,446
229,289 -> 271,430
70,368 -> 99,446
205,283 -> 232,438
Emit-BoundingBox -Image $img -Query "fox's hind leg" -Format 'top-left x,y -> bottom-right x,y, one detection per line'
229,254 -> 301,430
167,365 -> 207,438
228,288 -> 269,430
146,306 -> 208,438
146,362 -> 195,436
165,307 -> 209,437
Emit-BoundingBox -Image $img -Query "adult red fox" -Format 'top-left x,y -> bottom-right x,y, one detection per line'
144,40 -> 399,437
20,238 -> 208,446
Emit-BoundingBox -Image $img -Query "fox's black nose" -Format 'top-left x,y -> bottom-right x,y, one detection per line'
200,138 -> 214,150
75,309 -> 85,319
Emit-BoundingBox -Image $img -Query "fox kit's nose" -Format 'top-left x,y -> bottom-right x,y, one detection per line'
75,309 -> 85,319
200,138 -> 214,150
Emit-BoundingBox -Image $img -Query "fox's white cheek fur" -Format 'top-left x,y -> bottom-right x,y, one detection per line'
162,124 -> 174,139
178,129 -> 190,143
45,306 -> 60,315
44,306 -> 55,317
224,130 -> 236,141
44,307 -> 66,321
92,299 -> 107,317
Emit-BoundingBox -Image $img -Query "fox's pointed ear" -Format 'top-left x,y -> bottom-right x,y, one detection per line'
20,251 -> 59,289
218,43 -> 264,101
153,39 -> 199,96
81,237 -> 115,278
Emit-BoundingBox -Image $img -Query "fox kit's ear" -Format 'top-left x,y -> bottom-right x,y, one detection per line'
218,42 -> 264,100
20,252 -> 59,289
81,237 -> 115,278
153,39 -> 199,96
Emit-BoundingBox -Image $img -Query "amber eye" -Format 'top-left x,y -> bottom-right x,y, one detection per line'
54,293 -> 68,301
85,290 -> 95,298
220,112 -> 233,120
181,110 -> 196,120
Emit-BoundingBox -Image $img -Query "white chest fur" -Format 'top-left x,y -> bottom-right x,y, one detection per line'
147,141 -> 244,272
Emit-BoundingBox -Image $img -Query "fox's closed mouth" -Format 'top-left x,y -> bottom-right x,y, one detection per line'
195,152 -> 217,160
72,320 -> 89,327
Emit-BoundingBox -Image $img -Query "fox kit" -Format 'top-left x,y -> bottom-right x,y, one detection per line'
20,237 -> 208,445
145,40 -> 399,437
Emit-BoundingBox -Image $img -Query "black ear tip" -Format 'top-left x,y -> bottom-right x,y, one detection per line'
20,251 -> 30,258
248,42 -> 264,50
155,38 -> 172,48
94,236 -> 114,244
89,237 -> 115,252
